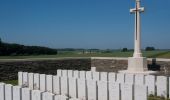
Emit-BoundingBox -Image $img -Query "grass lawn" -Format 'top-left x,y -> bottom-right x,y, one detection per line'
0,50 -> 169,59
3,80 -> 18,85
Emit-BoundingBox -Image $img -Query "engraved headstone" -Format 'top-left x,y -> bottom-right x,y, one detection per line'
23,72 -> 28,87
135,74 -> 144,85
34,73 -> 40,90
109,82 -> 120,100
86,71 -> 92,80
18,72 -> 23,86
87,80 -> 97,100
13,86 -> 21,100
97,81 -> 108,100
32,90 -> 42,100
68,70 -> 73,78
92,72 -> 100,80
134,85 -> 147,100
61,77 -> 68,96
28,73 -> 34,89
125,74 -> 134,84
73,70 -> 79,78
69,78 -> 77,98
0,83 -> 5,100
57,69 -> 62,76
156,76 -> 167,98
22,88 -> 31,100
62,70 -> 68,77
79,71 -> 86,79
145,75 -> 155,95
40,74 -> 46,91
77,79 -> 86,100
42,92 -> 54,100
117,73 -> 125,83
46,75 -> 53,93
53,76 -> 61,95
54,95 -> 68,100
100,72 -> 108,81
5,84 -> 13,100
121,84 -> 133,100
108,72 -> 116,82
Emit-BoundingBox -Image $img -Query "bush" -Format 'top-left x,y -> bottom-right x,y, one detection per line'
145,47 -> 155,51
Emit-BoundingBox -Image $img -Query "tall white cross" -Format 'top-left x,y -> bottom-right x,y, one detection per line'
130,0 -> 144,58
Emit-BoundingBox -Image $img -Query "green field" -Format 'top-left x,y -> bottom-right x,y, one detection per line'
0,50 -> 170,59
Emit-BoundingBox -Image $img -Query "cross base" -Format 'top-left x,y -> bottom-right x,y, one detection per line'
128,57 -> 148,72
119,57 -> 157,75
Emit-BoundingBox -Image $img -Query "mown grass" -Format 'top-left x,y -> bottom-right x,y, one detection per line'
3,80 -> 18,85
148,96 -> 170,100
0,50 -> 169,59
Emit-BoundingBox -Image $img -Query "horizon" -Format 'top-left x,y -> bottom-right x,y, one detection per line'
0,0 -> 170,49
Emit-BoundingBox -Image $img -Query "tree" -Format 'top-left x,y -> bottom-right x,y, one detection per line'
122,48 -> 128,52
0,38 -> 2,44
145,47 -> 155,51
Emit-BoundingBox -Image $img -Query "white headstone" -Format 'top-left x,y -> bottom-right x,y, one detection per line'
40,74 -> 46,91
91,67 -> 96,72
18,72 -> 23,86
69,78 -> 77,98
32,90 -> 42,100
100,72 -> 108,81
87,80 -> 97,100
22,88 -> 31,100
54,95 -> 68,100
57,69 -> 62,76
0,83 -> 5,100
97,81 -> 108,100
61,77 -> 68,96
134,85 -> 147,100
92,72 -> 100,80
13,86 -> 21,100
79,71 -> 86,79
73,70 -> 79,78
62,70 -> 68,77
156,76 -> 167,98
5,84 -> 13,100
23,72 -> 28,87
53,76 -> 61,95
46,75 -> 53,93
108,72 -> 116,82
135,74 -> 144,85
42,92 -> 54,100
116,73 -> 125,84
68,70 -> 73,78
86,71 -> 92,80
125,74 -> 134,84
77,79 -> 86,100
121,84 -> 133,100
34,73 -> 40,90
28,73 -> 34,89
145,75 -> 155,95
109,82 -> 120,100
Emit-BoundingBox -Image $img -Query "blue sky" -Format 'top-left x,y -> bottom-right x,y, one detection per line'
0,0 -> 169,49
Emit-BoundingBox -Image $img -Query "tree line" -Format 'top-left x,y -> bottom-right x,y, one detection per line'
0,38 -> 58,56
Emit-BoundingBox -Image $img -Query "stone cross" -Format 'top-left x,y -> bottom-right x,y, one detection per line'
130,0 -> 144,58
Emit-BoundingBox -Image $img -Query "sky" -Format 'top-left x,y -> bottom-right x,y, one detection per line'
0,0 -> 170,49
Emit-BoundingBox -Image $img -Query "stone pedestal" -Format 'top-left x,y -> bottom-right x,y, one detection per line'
128,57 -> 148,72
119,57 -> 157,75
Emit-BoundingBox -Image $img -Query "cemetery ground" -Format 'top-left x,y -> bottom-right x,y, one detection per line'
0,50 -> 170,59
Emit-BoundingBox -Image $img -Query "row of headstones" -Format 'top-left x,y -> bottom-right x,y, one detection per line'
56,69 -> 169,98
0,83 -> 81,100
19,72 -> 159,100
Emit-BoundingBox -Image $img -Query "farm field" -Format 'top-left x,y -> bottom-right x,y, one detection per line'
0,50 -> 169,59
